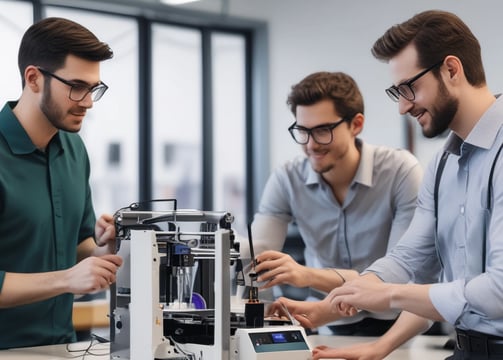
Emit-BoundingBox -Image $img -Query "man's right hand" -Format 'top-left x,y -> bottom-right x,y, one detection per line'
64,254 -> 123,294
269,296 -> 341,329
312,341 -> 387,360
254,250 -> 311,289
0,254 -> 123,308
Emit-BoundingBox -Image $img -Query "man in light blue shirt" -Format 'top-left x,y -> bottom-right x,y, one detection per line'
241,71 -> 423,336
287,10 -> 503,360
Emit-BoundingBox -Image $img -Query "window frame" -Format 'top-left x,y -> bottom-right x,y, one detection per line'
13,0 -> 269,221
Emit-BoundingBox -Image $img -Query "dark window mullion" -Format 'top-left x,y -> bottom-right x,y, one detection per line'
201,28 -> 213,210
244,31 -> 254,223
139,17 -> 153,203
32,0 -> 42,21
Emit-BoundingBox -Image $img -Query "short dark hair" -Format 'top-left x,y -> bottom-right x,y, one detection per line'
371,10 -> 485,87
286,72 -> 364,119
18,17 -> 113,87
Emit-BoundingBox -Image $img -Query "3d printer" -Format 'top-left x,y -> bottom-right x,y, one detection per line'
109,200 -> 311,360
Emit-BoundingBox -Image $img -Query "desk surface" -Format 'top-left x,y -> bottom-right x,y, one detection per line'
0,335 -> 452,359
310,334 -> 452,359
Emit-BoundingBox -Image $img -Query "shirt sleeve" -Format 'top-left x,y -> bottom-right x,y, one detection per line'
368,149 -> 503,325
240,167 -> 292,257
429,280 -> 466,324
237,214 -> 289,258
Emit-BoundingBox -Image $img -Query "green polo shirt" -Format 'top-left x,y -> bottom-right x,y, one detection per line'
0,101 -> 96,349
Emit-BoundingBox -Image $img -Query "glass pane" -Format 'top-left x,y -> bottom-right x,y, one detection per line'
0,1 -> 32,102
45,7 -> 139,215
212,32 -> 246,234
152,24 -> 202,209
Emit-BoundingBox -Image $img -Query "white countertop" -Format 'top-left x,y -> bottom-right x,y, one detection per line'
309,334 -> 452,359
0,341 -> 109,359
0,334 -> 453,359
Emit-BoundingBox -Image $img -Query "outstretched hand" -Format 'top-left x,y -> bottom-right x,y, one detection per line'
326,276 -> 392,315
254,250 -> 311,289
268,296 -> 341,329
312,340 -> 387,360
65,254 -> 123,294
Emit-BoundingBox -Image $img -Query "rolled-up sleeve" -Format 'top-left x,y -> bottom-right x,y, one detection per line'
430,280 -> 466,324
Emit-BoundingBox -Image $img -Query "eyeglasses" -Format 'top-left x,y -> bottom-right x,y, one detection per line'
385,60 -> 443,102
37,67 -> 108,102
288,118 -> 348,145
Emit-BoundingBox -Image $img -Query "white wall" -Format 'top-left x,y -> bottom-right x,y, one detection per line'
183,0 -> 503,170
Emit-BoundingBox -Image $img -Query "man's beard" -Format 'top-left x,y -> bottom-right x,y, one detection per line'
313,163 -> 334,174
422,78 -> 458,138
40,83 -> 78,133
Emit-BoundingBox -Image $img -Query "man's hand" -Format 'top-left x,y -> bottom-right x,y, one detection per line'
0,254 -> 124,308
312,311 -> 434,360
327,273 -> 443,322
327,276 -> 393,314
312,341 -> 386,360
254,250 -> 311,289
95,214 -> 116,254
95,213 -> 115,246
268,296 -> 341,329
64,254 -> 123,294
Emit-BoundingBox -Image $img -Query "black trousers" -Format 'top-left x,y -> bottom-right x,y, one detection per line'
445,329 -> 503,360
445,347 -> 503,360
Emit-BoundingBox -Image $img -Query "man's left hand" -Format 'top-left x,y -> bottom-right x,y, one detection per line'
327,277 -> 393,315
95,214 -> 116,250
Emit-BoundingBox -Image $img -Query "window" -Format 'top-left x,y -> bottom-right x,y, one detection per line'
45,7 -> 139,216
0,1 -> 263,231
151,25 -> 248,234
0,1 -> 32,103
212,32 -> 247,233
152,24 -> 203,209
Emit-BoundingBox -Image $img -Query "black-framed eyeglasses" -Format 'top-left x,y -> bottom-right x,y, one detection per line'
37,67 -> 108,102
385,60 -> 443,102
288,118 -> 348,145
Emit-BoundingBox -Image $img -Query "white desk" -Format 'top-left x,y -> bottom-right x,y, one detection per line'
0,341 -> 109,359
310,334 -> 452,359
0,335 -> 452,359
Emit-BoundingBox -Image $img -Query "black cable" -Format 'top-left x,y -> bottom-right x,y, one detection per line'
65,338 -> 109,359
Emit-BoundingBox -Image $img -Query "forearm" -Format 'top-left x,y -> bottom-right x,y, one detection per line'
308,268 -> 359,293
0,239 -> 96,307
77,237 -> 113,261
390,283 -> 444,321
372,311 -> 432,357
0,271 -> 68,308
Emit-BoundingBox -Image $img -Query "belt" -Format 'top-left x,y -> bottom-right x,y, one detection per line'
456,328 -> 503,355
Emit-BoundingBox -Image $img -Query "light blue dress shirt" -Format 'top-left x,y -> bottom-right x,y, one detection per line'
253,139 -> 422,274
367,96 -> 503,336
247,139 -> 422,325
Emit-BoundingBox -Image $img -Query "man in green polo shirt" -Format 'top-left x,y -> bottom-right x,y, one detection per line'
0,17 -> 123,349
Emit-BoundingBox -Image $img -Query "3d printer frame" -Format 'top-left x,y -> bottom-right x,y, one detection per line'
110,205 -> 238,359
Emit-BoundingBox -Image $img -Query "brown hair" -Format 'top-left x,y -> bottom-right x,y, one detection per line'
371,10 -> 485,87
18,17 -> 113,87
286,71 -> 364,119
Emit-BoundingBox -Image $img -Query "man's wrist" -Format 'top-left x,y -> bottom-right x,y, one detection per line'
324,268 -> 346,287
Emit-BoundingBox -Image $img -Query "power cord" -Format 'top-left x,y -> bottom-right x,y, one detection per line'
65,336 -> 109,359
